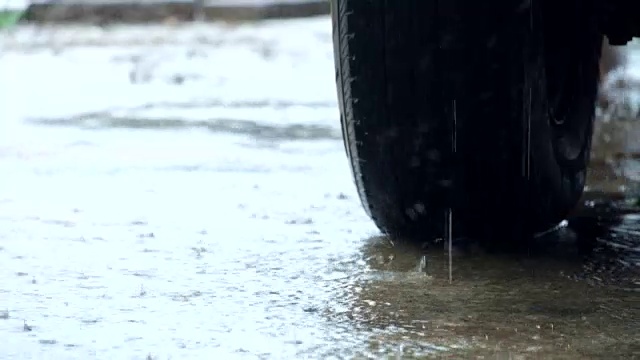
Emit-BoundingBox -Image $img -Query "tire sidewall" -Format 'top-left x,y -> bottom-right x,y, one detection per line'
530,0 -> 601,229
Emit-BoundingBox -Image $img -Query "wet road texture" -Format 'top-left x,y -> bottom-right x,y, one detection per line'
0,18 -> 638,359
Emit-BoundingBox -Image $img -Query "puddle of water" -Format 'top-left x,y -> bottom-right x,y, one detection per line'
341,200 -> 639,358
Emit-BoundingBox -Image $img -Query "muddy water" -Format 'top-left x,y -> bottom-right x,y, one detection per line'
0,19 -> 638,359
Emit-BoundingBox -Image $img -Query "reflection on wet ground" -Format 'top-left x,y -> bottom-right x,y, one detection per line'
0,19 -> 638,359
341,201 -> 639,358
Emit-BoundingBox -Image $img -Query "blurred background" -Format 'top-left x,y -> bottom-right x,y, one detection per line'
0,1 -> 639,358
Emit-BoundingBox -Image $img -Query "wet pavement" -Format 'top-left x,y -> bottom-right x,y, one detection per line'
0,18 -> 639,359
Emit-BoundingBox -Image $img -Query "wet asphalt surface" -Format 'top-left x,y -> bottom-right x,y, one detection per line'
0,18 -> 639,359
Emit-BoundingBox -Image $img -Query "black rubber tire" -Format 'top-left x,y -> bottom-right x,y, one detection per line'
331,0 -> 603,242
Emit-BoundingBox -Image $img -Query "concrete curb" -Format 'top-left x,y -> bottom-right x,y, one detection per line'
23,1 -> 329,24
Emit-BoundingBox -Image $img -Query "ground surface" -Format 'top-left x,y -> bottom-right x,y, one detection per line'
0,18 -> 638,359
